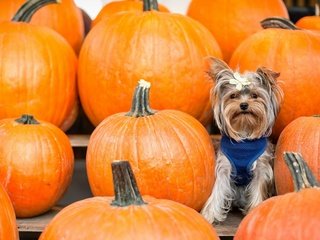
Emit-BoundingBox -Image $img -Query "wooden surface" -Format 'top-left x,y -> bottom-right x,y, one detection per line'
17,206 -> 242,236
17,134 -> 242,237
68,134 -> 90,147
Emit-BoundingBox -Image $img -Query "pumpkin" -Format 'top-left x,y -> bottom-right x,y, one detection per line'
229,17 -> 320,139
40,160 -> 220,240
92,0 -> 170,27
234,152 -> 320,240
186,0 -> 288,62
274,116 -> 320,195
0,184 -> 18,240
0,0 -> 78,131
86,80 -> 215,211
0,114 -> 74,217
296,2 -> 320,31
78,0 -> 222,127
0,0 -> 84,54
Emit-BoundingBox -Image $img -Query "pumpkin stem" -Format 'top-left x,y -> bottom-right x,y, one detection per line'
111,160 -> 146,207
260,17 -> 299,30
12,0 -> 60,23
126,79 -> 156,117
284,152 -> 319,191
15,114 -> 40,125
316,2 -> 319,17
143,0 -> 159,11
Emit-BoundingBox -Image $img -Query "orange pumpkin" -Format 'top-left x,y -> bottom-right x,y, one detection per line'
0,114 -> 74,217
234,152 -> 320,240
40,160 -> 220,240
92,0 -> 170,27
0,0 -> 78,131
0,184 -> 18,240
296,3 -> 320,31
0,0 -> 84,53
86,80 -> 215,211
186,0 -> 288,61
274,116 -> 320,195
78,0 -> 222,127
229,17 -> 320,139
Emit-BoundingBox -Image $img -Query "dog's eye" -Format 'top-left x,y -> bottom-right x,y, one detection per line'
230,93 -> 238,99
251,93 -> 258,99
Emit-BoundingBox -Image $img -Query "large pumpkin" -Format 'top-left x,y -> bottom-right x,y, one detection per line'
86,80 -> 215,211
0,0 -> 84,53
186,0 -> 288,61
40,160 -> 220,240
0,114 -> 74,217
0,184 -> 18,240
92,0 -> 170,27
234,152 -> 320,240
274,116 -> 320,195
229,17 -> 320,139
78,0 -> 222,127
0,0 -> 78,131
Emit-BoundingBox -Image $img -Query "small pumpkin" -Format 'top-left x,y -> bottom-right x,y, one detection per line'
274,116 -> 320,195
296,2 -> 320,31
78,0 -> 222,127
229,17 -> 320,139
0,184 -> 18,240
0,0 -> 84,53
92,0 -> 170,27
234,152 -> 320,240
86,80 -> 215,211
0,114 -> 74,217
40,160 -> 220,240
186,0 -> 289,61
0,0 -> 78,131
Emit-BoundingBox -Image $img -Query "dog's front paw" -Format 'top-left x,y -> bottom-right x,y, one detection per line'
200,201 -> 228,224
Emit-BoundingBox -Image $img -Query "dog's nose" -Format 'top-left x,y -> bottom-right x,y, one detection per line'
240,102 -> 248,110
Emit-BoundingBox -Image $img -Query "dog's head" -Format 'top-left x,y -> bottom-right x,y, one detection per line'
207,57 -> 283,141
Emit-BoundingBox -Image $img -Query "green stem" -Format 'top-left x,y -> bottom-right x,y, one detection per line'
143,0 -> 159,11
283,152 -> 319,191
12,0 -> 60,23
125,79 -> 156,117
111,160 -> 146,207
260,17 -> 299,30
15,114 -> 40,125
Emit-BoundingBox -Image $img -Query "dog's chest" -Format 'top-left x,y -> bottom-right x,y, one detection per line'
220,135 -> 268,186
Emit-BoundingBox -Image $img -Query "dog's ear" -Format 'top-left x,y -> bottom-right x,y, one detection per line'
257,67 -> 281,96
206,57 -> 233,83
256,67 -> 280,92
257,67 -> 283,116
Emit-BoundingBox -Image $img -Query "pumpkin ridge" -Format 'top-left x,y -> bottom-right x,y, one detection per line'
156,111 -> 212,206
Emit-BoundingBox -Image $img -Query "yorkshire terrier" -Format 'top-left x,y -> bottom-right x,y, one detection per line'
201,57 -> 283,223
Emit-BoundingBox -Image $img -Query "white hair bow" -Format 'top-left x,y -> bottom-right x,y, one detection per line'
229,72 -> 251,91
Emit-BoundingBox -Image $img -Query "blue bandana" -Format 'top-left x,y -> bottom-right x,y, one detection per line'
220,135 -> 268,186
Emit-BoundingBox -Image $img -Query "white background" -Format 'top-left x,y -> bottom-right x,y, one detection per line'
75,0 -> 192,19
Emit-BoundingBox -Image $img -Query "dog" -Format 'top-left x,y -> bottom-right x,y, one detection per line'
201,57 -> 283,224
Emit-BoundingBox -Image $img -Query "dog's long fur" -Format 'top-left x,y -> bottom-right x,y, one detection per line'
201,58 -> 283,224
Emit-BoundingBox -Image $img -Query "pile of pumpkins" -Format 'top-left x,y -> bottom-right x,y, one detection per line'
0,0 -> 319,239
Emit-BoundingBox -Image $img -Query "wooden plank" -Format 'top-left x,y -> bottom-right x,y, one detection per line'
17,206 -> 62,232
215,211 -> 243,236
17,207 -> 242,236
68,134 -> 90,147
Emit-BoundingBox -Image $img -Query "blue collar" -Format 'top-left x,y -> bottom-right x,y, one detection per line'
220,135 -> 268,186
